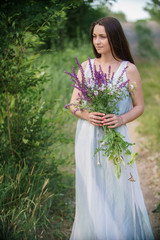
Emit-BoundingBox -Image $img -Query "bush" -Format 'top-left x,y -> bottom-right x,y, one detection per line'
0,1 -> 78,238
135,20 -> 159,59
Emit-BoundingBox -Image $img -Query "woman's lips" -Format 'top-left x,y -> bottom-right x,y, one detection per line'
96,46 -> 103,49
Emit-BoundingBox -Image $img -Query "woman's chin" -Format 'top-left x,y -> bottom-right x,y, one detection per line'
96,49 -> 103,54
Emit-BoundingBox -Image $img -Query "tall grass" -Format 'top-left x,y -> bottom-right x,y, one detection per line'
137,61 -> 160,153
40,42 -> 94,171
0,161 -> 59,239
34,42 -> 95,239
0,41 -> 94,239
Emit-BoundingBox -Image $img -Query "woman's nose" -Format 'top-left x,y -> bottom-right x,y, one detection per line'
96,37 -> 101,44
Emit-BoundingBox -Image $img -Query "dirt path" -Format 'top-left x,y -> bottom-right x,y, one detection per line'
127,121 -> 160,240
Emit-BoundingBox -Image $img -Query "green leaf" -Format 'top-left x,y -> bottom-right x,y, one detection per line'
22,138 -> 29,144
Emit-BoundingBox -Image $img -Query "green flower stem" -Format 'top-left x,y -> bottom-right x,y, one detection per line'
96,125 -> 135,178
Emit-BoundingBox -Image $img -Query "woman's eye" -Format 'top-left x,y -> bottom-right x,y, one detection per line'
92,35 -> 107,39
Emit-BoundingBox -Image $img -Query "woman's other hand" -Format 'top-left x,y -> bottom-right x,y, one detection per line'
102,114 -> 123,128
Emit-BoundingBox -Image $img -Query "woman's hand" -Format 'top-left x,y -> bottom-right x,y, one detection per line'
102,114 -> 123,128
86,112 -> 105,126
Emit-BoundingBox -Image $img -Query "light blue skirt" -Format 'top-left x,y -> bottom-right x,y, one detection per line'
70,119 -> 154,240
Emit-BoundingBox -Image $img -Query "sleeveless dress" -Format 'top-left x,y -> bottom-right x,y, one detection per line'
70,59 -> 154,240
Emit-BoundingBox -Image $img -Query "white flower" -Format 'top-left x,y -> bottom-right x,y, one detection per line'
36,71 -> 45,78
88,79 -> 94,88
99,84 -> 106,91
94,90 -> 98,96
130,84 -> 134,90
40,71 -> 45,76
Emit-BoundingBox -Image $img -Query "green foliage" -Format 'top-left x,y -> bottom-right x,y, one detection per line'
144,0 -> 160,22
37,42 -> 95,238
99,129 -> 135,179
0,26 -> 94,237
98,5 -> 127,22
0,162 -> 60,239
0,0 -> 114,52
64,0 -> 117,46
0,0 -> 79,51
65,4 -> 105,43
41,41 -> 94,104
0,1 -> 81,238
137,61 -> 160,152
0,35 -> 62,239
135,20 -> 159,59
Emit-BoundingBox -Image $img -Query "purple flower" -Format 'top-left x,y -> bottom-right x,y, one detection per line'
65,104 -> 69,109
119,79 -> 129,89
88,57 -> 94,81
73,108 -> 79,114
64,57 -> 130,110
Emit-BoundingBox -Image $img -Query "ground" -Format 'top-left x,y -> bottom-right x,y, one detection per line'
128,121 -> 160,240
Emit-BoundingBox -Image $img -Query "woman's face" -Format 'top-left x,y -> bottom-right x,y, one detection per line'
92,24 -> 111,55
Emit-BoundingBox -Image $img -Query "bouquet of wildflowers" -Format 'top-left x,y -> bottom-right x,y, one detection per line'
65,57 -> 136,179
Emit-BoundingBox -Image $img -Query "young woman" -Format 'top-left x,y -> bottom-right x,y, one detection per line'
69,17 -> 154,240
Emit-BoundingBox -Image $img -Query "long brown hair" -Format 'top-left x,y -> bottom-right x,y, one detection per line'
90,17 -> 135,64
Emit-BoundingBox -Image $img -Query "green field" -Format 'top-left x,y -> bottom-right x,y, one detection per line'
138,61 -> 160,152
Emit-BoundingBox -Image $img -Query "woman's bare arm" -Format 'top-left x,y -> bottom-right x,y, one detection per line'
102,62 -> 144,128
120,62 -> 144,124
69,60 -> 88,119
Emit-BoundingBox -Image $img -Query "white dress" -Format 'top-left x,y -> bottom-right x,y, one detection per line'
70,59 -> 154,240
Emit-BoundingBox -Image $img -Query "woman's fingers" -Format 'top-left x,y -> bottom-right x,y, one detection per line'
92,112 -> 105,116
102,114 -> 122,128
102,115 -> 116,124
103,120 -> 117,126
102,114 -> 114,118
87,112 -> 122,128
90,112 -> 104,120
91,115 -> 103,121
88,112 -> 104,126
102,114 -> 115,120
89,116 -> 103,126
90,119 -> 102,126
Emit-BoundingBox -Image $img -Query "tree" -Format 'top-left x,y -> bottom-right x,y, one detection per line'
144,0 -> 160,22
64,0 -> 115,44
135,20 -> 159,59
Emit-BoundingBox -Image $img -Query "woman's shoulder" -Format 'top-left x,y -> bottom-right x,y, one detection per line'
126,62 -> 141,82
81,60 -> 88,70
81,58 -> 94,71
126,62 -> 138,74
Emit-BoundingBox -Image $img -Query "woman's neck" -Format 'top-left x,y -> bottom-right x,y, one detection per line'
98,53 -> 121,64
95,53 -> 123,75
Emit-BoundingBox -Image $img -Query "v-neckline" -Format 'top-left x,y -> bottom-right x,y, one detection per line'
93,58 -> 124,77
